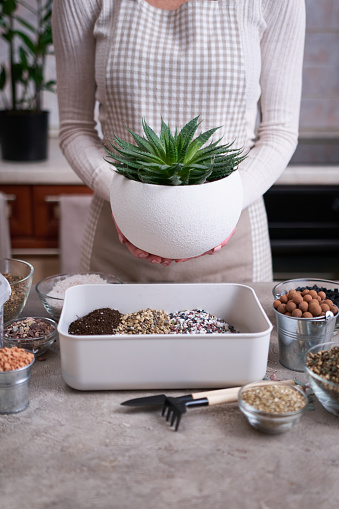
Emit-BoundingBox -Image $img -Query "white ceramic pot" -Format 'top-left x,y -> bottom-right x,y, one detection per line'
110,171 -> 243,259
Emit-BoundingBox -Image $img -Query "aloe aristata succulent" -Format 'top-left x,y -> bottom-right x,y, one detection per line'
105,116 -> 247,186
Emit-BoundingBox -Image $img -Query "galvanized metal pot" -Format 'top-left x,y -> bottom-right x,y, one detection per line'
0,355 -> 35,414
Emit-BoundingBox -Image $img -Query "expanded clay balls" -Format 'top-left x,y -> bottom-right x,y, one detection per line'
274,289 -> 338,318
0,347 -> 34,371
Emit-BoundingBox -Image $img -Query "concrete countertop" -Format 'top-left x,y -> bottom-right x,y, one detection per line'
1,138 -> 339,186
1,282 -> 338,509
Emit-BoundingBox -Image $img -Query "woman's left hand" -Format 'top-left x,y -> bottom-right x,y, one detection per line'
113,217 -> 173,266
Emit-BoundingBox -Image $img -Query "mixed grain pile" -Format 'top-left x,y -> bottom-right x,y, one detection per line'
68,308 -> 237,336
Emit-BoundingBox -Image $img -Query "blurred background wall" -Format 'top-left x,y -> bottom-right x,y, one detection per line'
300,0 -> 339,136
45,0 -> 339,144
1,0 -> 338,139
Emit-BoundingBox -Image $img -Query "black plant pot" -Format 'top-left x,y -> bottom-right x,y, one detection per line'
0,110 -> 49,162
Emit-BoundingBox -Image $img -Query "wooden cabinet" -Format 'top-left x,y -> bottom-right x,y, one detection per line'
0,184 -> 93,251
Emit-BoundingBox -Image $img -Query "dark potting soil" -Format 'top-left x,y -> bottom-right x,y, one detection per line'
68,308 -> 123,335
295,285 -> 339,308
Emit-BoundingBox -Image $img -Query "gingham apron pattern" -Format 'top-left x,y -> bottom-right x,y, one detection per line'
81,0 -> 272,282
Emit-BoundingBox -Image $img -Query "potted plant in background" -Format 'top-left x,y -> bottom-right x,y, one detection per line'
106,116 -> 247,259
0,0 -> 55,161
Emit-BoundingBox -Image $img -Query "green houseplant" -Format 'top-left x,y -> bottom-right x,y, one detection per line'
107,116 -> 247,259
105,116 -> 246,186
0,0 -> 55,161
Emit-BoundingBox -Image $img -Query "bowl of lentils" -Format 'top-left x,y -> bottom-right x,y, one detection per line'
238,381 -> 308,434
0,258 -> 34,325
36,272 -> 123,321
304,341 -> 339,417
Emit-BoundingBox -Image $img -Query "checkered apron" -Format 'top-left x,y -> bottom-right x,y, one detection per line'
81,0 -> 272,282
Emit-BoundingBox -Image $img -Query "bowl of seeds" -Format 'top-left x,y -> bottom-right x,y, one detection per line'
0,258 -> 34,325
238,382 -> 308,434
3,316 -> 58,357
304,340 -> 339,417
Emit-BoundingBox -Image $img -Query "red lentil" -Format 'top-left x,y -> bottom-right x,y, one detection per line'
0,347 -> 34,371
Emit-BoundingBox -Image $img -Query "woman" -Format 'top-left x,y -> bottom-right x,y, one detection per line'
52,0 -> 305,283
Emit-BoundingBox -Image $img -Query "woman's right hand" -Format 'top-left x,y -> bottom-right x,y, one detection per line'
113,216 -> 173,266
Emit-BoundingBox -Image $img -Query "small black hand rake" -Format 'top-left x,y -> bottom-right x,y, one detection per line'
161,380 -> 296,431
162,388 -> 243,431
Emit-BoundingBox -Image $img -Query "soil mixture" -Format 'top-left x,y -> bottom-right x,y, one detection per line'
68,308 -> 122,335
68,307 -> 237,336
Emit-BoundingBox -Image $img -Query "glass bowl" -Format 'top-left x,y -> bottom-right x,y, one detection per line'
3,316 -> 58,357
304,340 -> 339,417
36,272 -> 123,321
0,258 -> 34,324
238,382 -> 308,434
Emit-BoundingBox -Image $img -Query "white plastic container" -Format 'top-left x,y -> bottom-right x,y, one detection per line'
57,283 -> 273,390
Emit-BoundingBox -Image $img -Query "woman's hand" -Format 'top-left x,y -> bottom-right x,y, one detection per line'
113,216 -> 236,266
113,217 -> 173,266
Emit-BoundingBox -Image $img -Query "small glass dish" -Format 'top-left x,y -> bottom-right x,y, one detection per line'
36,272 -> 123,320
304,340 -> 339,417
3,316 -> 58,357
238,382 -> 308,434
0,258 -> 34,324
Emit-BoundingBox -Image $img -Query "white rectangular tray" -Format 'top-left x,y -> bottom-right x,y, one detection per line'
57,283 -> 273,390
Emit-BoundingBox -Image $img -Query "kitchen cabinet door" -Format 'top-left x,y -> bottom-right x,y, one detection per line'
32,185 -> 92,244
0,185 -> 33,248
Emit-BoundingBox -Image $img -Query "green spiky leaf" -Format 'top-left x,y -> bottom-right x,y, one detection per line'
104,116 -> 247,186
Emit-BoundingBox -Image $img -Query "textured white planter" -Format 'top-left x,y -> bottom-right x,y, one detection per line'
110,171 -> 243,259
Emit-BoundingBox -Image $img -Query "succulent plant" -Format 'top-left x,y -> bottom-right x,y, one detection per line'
105,116 -> 247,186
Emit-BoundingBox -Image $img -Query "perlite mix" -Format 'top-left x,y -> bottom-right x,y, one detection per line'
241,385 -> 306,414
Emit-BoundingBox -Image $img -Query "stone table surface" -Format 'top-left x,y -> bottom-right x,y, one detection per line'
1,283 -> 339,509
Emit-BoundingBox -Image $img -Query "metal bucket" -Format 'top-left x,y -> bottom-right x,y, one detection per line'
0,356 -> 35,414
274,309 -> 337,372
272,278 -> 339,330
